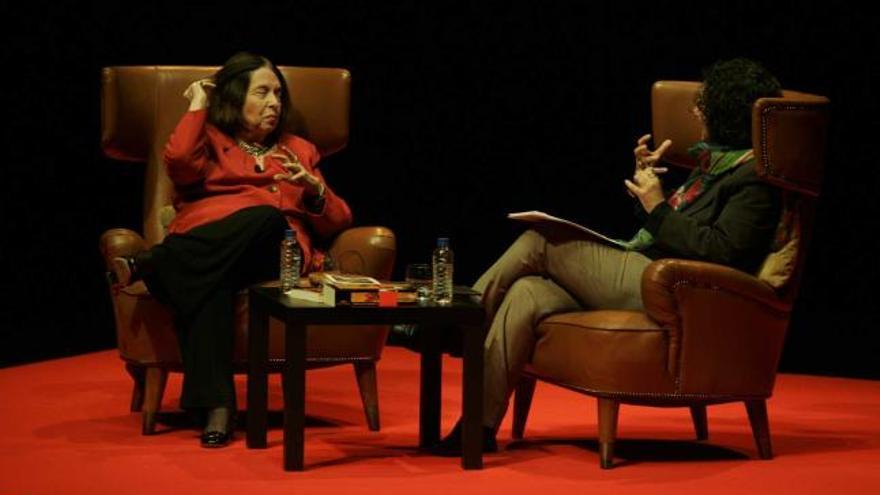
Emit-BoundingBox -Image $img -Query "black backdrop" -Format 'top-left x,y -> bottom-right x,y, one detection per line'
2,2 -> 878,378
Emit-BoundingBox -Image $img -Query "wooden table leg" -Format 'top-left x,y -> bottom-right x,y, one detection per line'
283,320 -> 307,471
246,293 -> 269,449
419,326 -> 443,449
461,323 -> 484,469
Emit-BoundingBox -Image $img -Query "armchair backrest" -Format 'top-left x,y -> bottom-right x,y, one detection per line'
101,66 -> 351,246
650,81 -> 830,303
651,81 -> 829,196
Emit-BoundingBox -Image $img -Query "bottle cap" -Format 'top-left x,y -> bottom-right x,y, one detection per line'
285,229 -> 295,239
437,237 -> 449,248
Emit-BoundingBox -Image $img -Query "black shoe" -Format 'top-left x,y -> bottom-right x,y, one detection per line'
109,251 -> 154,288
387,324 -> 464,357
109,256 -> 136,287
428,420 -> 498,457
387,324 -> 423,352
200,408 -> 236,449
200,429 -> 233,448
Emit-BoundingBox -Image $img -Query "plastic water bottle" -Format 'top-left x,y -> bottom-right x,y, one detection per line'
432,237 -> 454,305
280,229 -> 302,293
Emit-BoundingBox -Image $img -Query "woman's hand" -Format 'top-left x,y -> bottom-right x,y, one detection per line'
633,133 -> 672,174
272,145 -> 325,197
627,133 -> 671,199
625,166 -> 666,213
183,78 -> 215,111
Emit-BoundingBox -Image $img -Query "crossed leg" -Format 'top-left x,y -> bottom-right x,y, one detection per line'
474,229 -> 652,429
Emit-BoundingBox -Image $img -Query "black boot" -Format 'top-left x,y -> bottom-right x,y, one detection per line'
429,419 -> 498,456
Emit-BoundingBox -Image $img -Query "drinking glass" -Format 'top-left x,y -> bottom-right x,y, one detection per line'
405,263 -> 433,302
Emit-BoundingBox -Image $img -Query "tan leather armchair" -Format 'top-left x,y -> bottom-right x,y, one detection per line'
512,81 -> 829,468
98,66 -> 395,435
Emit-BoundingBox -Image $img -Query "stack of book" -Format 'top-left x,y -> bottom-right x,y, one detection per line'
282,272 -> 417,306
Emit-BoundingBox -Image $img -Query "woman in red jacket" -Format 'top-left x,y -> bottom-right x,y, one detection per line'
111,52 -> 352,448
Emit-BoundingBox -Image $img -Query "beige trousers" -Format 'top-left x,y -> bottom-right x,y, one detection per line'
473,228 -> 653,429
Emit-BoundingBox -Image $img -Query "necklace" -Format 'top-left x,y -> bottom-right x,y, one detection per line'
237,140 -> 273,157
238,140 -> 276,172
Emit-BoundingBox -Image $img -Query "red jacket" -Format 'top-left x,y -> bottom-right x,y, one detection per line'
164,109 -> 353,270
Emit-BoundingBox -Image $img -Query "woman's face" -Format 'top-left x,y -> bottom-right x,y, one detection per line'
240,66 -> 282,141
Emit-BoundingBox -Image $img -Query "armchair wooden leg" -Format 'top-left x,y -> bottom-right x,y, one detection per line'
141,367 -> 168,436
125,363 -> 146,412
353,362 -> 380,431
512,377 -> 537,439
690,405 -> 709,441
745,399 -> 773,459
597,398 -> 620,469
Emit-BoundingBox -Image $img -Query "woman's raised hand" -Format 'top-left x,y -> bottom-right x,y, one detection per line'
626,134 -> 672,203
633,134 -> 672,174
183,79 -> 216,111
271,145 -> 325,197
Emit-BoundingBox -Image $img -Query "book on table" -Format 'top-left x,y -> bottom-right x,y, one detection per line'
328,286 -> 419,305
320,273 -> 383,290
322,278 -> 418,306
282,272 -> 417,306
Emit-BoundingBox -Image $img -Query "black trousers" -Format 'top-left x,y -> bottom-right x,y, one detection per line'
143,206 -> 288,410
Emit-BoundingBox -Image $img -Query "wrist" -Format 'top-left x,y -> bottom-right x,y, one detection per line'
642,191 -> 666,213
188,97 -> 208,111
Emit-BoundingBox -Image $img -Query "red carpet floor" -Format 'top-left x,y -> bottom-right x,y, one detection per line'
1,347 -> 879,495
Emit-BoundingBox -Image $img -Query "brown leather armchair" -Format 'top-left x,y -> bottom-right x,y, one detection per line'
512,81 -> 829,468
98,66 -> 395,435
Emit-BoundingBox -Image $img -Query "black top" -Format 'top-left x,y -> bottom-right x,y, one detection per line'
640,164 -> 782,274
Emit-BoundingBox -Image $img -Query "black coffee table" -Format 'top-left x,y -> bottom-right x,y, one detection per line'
245,285 -> 487,471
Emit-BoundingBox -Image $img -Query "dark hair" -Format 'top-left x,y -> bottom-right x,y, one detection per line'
696,58 -> 782,148
207,52 -> 291,145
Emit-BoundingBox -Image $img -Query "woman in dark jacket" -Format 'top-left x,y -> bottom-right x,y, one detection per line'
432,58 -> 784,456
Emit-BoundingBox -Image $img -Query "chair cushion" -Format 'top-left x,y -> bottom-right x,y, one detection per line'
531,311 -> 676,395
756,199 -> 800,289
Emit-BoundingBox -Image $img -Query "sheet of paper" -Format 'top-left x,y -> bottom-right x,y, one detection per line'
508,210 -> 627,249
